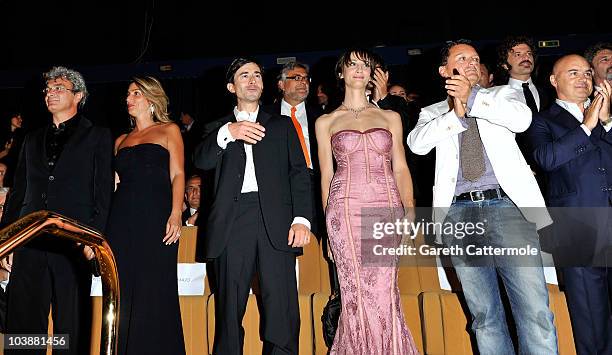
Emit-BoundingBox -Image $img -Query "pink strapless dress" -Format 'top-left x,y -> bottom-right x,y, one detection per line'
326,128 -> 419,354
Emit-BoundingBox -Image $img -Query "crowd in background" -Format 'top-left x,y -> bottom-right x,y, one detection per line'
0,36 -> 609,354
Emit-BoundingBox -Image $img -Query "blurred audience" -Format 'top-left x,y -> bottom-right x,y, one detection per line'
478,62 -> 494,88
0,113 -> 24,187
183,174 -> 201,226
179,110 -> 203,175
388,83 -> 408,100
0,163 -> 7,188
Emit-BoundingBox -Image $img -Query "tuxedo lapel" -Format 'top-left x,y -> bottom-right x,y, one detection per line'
256,109 -> 271,127
536,86 -> 550,111
251,110 -> 271,174
225,113 -> 246,168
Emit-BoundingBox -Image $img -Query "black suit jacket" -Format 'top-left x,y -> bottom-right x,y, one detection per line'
536,85 -> 551,112
194,109 -> 312,259
262,102 -> 322,172
2,116 -> 113,233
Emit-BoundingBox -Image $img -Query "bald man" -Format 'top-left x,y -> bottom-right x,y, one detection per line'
528,54 -> 612,355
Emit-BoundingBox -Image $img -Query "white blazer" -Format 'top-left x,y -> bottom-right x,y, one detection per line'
407,85 -> 552,233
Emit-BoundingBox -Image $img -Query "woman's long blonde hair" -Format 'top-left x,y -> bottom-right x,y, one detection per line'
131,76 -> 171,123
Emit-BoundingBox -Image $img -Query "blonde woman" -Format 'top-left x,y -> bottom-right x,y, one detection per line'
106,77 -> 185,355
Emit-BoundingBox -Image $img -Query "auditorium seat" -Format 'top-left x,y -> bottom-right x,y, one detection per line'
82,226 -> 578,355
421,291 -> 473,355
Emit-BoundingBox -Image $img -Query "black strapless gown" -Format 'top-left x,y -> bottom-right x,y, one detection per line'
106,143 -> 185,355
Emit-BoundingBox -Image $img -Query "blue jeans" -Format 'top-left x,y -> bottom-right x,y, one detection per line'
443,196 -> 558,355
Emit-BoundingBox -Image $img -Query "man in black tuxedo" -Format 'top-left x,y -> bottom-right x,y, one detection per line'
0,66 -> 113,355
194,57 -> 312,355
263,61 -> 323,239
497,36 -> 552,195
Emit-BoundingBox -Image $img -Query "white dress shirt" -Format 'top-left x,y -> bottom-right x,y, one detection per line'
217,107 -> 260,192
555,98 -> 612,135
508,77 -> 541,110
185,207 -> 198,226
281,100 -> 312,169
216,106 -> 311,229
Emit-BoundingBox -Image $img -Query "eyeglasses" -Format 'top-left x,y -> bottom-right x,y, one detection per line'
186,186 -> 201,193
42,86 -> 78,95
285,75 -> 311,82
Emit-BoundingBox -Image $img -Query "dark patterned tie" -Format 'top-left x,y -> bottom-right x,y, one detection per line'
460,115 -> 485,181
522,82 -> 538,114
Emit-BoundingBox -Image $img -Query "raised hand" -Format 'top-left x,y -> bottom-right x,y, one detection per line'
371,67 -> 390,103
584,94 -> 603,131
228,121 -> 266,144
595,80 -> 611,123
446,70 -> 471,117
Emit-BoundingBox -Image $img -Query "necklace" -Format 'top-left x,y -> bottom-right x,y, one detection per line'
341,102 -> 369,119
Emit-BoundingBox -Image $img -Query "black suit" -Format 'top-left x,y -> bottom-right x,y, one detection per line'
194,109 -> 311,354
263,101 -> 324,237
513,81 -> 550,195
2,115 -> 113,355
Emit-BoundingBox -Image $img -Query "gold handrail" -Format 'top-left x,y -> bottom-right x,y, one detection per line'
0,211 -> 118,355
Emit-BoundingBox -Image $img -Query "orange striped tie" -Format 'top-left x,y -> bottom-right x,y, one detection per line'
290,106 -> 311,167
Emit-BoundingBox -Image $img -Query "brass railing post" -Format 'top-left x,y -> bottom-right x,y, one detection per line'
0,211 -> 119,355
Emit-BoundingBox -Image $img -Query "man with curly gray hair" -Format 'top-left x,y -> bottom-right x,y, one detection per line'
43,66 -> 89,108
1,66 -> 113,354
585,42 -> 612,88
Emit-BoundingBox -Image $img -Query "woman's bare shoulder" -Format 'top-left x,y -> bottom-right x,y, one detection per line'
160,121 -> 180,133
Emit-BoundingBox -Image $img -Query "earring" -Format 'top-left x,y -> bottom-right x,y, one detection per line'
150,105 -> 155,114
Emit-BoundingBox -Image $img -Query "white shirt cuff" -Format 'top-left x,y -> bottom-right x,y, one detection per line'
291,217 -> 311,231
185,222 -> 194,227
580,124 -> 592,136
602,118 -> 612,132
217,122 -> 236,149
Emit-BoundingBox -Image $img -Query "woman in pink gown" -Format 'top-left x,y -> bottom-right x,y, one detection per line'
315,49 -> 419,354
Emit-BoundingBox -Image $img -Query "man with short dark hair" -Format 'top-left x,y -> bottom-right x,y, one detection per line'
408,39 -> 557,354
497,35 -> 550,192
194,57 -> 312,354
0,66 -> 113,355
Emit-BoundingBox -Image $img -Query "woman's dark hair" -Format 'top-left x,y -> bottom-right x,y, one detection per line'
334,48 -> 385,83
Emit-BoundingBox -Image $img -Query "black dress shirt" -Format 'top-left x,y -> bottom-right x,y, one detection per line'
45,114 -> 82,172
